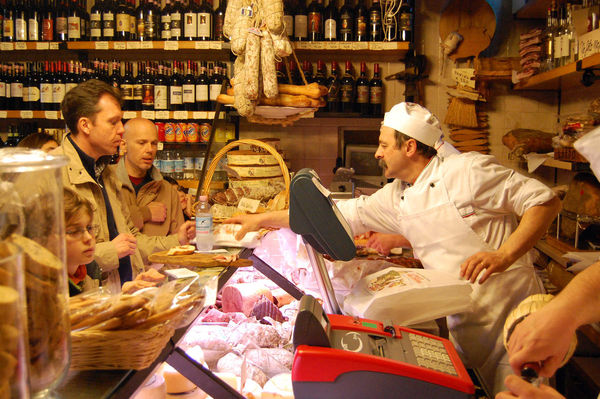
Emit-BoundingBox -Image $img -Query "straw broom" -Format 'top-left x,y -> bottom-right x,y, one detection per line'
444,97 -> 478,128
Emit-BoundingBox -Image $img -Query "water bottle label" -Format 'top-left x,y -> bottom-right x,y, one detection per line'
175,159 -> 184,173
196,215 -> 212,233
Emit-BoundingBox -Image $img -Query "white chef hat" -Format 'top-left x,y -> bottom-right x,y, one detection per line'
574,126 -> 600,179
383,102 -> 443,148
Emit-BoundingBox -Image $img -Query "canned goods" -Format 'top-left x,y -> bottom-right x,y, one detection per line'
155,122 -> 165,142
164,122 -> 176,142
175,123 -> 187,143
199,123 -> 211,142
186,123 -> 200,143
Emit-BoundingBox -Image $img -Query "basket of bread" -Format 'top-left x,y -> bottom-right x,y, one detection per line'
218,0 -> 326,126
69,272 -> 206,370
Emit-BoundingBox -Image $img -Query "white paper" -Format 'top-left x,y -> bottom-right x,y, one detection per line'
523,152 -> 552,173
564,251 -> 600,272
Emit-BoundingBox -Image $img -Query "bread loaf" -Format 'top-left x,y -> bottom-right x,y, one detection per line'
278,82 -> 327,99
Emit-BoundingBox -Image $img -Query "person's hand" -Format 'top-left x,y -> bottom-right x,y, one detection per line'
185,194 -> 194,217
366,233 -> 409,256
460,250 -> 512,284
177,220 -> 195,244
495,375 -> 565,399
147,202 -> 167,223
112,233 -> 137,258
507,306 -> 576,378
225,214 -> 265,241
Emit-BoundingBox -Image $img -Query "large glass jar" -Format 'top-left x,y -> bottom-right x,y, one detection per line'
0,148 -> 69,398
0,242 -> 29,398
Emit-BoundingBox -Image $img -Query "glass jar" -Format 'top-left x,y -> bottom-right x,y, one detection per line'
0,148 -> 69,399
0,242 -> 29,399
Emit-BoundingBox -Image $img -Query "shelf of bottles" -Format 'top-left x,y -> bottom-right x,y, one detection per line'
0,109 -> 225,119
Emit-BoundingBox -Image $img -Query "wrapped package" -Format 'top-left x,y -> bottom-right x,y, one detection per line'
343,267 -> 473,326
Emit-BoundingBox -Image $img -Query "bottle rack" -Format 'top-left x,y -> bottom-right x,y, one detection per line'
0,110 -> 224,120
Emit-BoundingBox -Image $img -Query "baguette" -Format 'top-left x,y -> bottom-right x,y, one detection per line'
220,93 -> 321,108
278,83 -> 327,99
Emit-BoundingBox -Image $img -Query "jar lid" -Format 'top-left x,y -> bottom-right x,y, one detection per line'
0,148 -> 67,172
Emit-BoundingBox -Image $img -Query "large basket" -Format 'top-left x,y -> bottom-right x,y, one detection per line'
201,138 -> 291,205
70,324 -> 175,370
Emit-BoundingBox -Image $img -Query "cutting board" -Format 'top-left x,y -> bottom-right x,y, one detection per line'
439,0 -> 496,61
148,250 -> 254,268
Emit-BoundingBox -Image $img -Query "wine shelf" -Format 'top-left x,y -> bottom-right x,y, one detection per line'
513,53 -> 600,90
0,110 -> 224,120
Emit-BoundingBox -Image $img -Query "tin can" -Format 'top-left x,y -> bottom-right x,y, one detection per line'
164,122 -> 176,142
155,122 -> 165,142
175,123 -> 186,143
199,123 -> 211,142
186,123 -> 200,143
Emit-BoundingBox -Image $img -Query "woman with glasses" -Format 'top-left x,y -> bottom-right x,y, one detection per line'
64,188 -> 101,296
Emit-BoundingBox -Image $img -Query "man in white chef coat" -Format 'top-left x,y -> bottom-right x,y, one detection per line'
228,102 -> 561,394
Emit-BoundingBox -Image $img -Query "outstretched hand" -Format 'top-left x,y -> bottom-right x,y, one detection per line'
460,250 -> 512,284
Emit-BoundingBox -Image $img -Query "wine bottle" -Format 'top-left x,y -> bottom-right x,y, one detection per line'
144,0 -> 157,39
29,63 -> 41,110
41,0 -> 54,41
307,0 -> 323,41
197,0 -> 212,40
339,60 -> 354,113
2,0 -> 15,42
170,0 -> 182,39
169,61 -> 183,110
276,61 -> 287,84
160,0 -> 172,39
154,62 -> 168,110
195,60 -> 209,111
136,0 -> 146,40
369,62 -> 382,116
0,64 -> 6,110
326,60 -> 340,112
90,0 -> 103,40
115,0 -> 130,39
398,0 -> 412,42
54,0 -> 68,40
40,61 -> 53,110
4,64 -> 12,110
132,61 -> 143,110
109,60 -> 121,89
103,0 -> 116,39
213,0 -> 225,41
65,60 -> 79,94
128,0 -> 136,40
282,0 -> 294,40
301,60 -> 313,83
323,0 -> 337,41
314,59 -> 327,86
183,60 -> 196,111
294,0 -> 307,41
354,0 -> 366,41
140,63 -> 154,110
120,62 -> 134,110
368,0 -> 381,41
355,61 -> 369,114
13,64 -> 24,110
184,0 -> 198,40
28,0 -> 41,41
338,0 -> 353,41
67,0 -> 81,41
14,0 -> 26,41
208,61 -> 222,110
52,62 -> 66,111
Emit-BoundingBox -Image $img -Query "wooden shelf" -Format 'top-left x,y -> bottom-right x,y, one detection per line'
542,157 -> 590,171
0,110 -> 223,121
513,53 -> 600,90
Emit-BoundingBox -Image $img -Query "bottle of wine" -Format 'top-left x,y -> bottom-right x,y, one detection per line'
184,0 -> 198,40
144,0 -> 157,39
67,0 -> 81,41
103,0 -> 116,39
369,62 -> 382,116
120,61 -> 134,110
323,0 -> 337,41
11,63 -> 23,109
276,61 -> 287,84
65,60 -> 78,94
208,61 -> 222,110
14,0 -> 26,41
141,63 -> 154,110
313,59 -> 327,86
170,0 -> 182,39
339,60 -> 354,113
0,64 -> 6,110
301,60 -> 313,83
307,0 -> 323,41
183,60 -> 196,110
136,0 -> 146,40
213,0 -> 225,41
41,0 -> 54,41
160,0 -> 172,39
132,61 -> 143,110
28,0 -> 41,41
2,0 -> 15,42
197,0 -> 212,40
326,60 -> 340,112
115,0 -> 130,39
52,62 -> 66,111
398,0 -> 412,42
154,62 -> 168,110
4,64 -> 12,110
90,0 -> 103,40
40,61 -> 53,110
368,0 -> 381,41
109,60 -> 121,89
169,61 -> 183,110
294,0 -> 307,41
195,60 -> 209,111
26,63 -> 40,110
128,0 -> 136,40
55,0 -> 68,40
282,0 -> 294,40
354,0 -> 366,41
355,61 -> 369,114
338,0 -> 353,41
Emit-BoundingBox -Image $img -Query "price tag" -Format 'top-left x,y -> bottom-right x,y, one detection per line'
20,110 -> 33,119
353,42 -> 368,50
327,42 -> 340,50
44,111 -> 59,120
209,41 -> 222,50
156,110 -> 169,120
174,111 -> 189,120
164,41 -> 179,50
95,41 -> 109,50
36,42 -> 50,50
192,111 -> 205,119
340,42 -> 353,51
195,41 -> 210,49
295,42 -> 307,50
114,42 -> 126,50
380,42 -> 397,50
579,30 -> 600,59
1,42 -> 14,51
123,111 -> 137,119
15,42 -> 27,50
141,41 -> 153,49
452,68 -> 476,88
49,42 -> 59,50
141,110 -> 155,119
238,197 -> 261,213
127,41 -> 141,49
0,111 -> 7,118
157,142 -> 164,151
311,41 -> 325,50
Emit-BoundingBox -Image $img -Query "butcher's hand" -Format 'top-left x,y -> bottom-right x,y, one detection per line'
113,233 -> 137,258
495,375 -> 565,399
147,201 -> 167,222
226,213 -> 265,241
366,233 -> 410,256
177,220 -> 195,244
460,250 -> 512,284
507,305 -> 576,378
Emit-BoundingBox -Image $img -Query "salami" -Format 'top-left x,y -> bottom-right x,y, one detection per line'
261,32 -> 279,98
244,30 -> 261,100
223,0 -> 243,39
231,6 -> 252,55
261,0 -> 284,35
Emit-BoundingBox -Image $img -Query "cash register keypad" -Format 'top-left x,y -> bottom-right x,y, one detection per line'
408,333 -> 457,376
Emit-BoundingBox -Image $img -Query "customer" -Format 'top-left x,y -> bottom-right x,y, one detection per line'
163,175 -> 194,221
116,118 -> 185,235
53,79 -> 194,293
17,132 -> 59,152
64,188 -> 101,296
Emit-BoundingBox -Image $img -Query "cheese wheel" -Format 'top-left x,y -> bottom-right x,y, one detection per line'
163,364 -> 196,394
226,165 -> 283,178
228,176 -> 286,189
227,150 -> 280,166
206,373 -> 262,399
261,373 -> 294,399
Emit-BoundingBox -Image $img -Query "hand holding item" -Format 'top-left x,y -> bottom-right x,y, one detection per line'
495,375 -> 565,399
113,233 -> 137,258
460,250 -> 512,284
147,201 -> 167,223
366,233 -> 410,256
177,220 -> 196,244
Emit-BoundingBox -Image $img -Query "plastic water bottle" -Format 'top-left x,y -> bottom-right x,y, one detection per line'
195,195 -> 214,251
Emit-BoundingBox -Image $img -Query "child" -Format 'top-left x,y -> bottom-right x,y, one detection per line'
64,188 -> 101,296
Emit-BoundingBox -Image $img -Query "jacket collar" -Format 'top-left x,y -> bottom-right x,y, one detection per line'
56,135 -> 97,186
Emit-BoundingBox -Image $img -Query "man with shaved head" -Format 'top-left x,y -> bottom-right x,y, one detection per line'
116,117 -> 185,236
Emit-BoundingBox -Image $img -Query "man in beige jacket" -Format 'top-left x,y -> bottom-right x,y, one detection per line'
55,79 -> 195,293
116,118 -> 185,236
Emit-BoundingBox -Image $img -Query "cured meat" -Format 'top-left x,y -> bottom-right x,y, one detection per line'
181,324 -> 231,365
250,296 -> 285,322
217,353 -> 269,387
244,348 -> 293,377
221,283 -> 274,316
199,308 -> 247,324
227,321 -> 282,348
502,128 -> 554,159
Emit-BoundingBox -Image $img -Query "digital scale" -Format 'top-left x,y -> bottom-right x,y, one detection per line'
288,168 -> 476,398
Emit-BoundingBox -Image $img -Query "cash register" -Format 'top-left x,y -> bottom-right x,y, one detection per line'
288,168 -> 476,398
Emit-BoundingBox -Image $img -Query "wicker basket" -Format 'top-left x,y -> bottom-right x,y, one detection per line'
554,147 -> 588,163
70,324 -> 175,370
201,138 -> 291,205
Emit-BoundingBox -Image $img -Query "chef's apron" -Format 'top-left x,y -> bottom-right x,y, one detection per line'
396,164 -> 544,395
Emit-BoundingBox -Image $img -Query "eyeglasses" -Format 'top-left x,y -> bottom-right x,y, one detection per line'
66,224 -> 99,239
